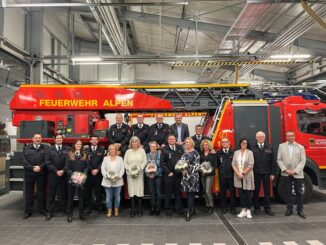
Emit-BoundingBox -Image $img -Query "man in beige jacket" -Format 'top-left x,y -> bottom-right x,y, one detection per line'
277,131 -> 306,218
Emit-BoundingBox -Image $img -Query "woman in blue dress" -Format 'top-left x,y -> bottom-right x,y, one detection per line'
180,137 -> 200,221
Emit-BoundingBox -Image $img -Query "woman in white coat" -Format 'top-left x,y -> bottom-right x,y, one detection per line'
101,144 -> 125,218
124,136 -> 147,217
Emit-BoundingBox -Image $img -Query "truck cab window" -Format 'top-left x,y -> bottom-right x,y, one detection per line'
297,110 -> 326,136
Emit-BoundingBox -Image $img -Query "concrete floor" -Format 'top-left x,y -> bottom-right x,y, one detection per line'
0,189 -> 325,245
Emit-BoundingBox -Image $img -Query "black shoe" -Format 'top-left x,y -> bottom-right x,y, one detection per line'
155,209 -> 160,216
254,208 -> 261,215
297,211 -> 306,219
186,211 -> 191,221
285,209 -> 293,216
149,208 -> 155,216
220,208 -> 227,214
45,213 -> 52,221
97,208 -> 104,215
85,208 -> 92,216
130,210 -> 135,217
265,209 -> 275,216
208,206 -> 214,214
23,213 -> 32,219
165,209 -> 172,217
176,209 -> 183,216
67,215 -> 72,223
39,210 -> 47,216
230,207 -> 237,215
79,214 -> 85,220
205,206 -> 209,213
138,210 -> 143,217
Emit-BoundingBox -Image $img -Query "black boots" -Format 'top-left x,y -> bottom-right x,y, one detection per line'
130,197 -> 135,217
138,197 -> 143,217
149,205 -> 155,216
186,210 -> 191,221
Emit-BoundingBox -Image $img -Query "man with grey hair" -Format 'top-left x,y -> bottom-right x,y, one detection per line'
108,113 -> 131,155
252,131 -> 276,216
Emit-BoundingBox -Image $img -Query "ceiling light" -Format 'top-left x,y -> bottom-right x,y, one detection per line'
71,57 -> 102,62
270,54 -> 311,59
170,81 -> 196,84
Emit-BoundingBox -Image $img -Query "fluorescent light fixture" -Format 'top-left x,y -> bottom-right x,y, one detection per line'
170,81 -> 196,84
270,54 -> 311,59
74,62 -> 118,65
71,57 -> 102,62
4,3 -> 92,7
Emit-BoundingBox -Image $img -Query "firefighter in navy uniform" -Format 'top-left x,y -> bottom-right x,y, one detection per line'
217,137 -> 236,214
21,133 -> 48,219
85,135 -> 105,215
45,134 -> 70,221
131,114 -> 150,153
191,124 -> 209,153
108,113 -> 131,155
252,131 -> 276,216
160,134 -> 184,216
149,113 -> 169,149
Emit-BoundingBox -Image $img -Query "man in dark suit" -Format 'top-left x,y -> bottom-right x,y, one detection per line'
160,134 -> 184,216
85,135 -> 105,215
191,124 -> 209,153
46,134 -> 70,221
252,131 -> 276,216
149,113 -> 169,149
217,137 -> 236,214
131,114 -> 150,152
21,133 -> 48,219
169,113 -> 189,146
108,113 -> 131,155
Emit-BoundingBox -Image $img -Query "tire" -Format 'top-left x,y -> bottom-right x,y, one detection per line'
276,172 -> 313,204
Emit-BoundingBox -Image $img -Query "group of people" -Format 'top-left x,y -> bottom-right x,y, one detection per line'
21,113 -> 307,223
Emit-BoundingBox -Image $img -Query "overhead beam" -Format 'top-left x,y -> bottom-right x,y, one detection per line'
124,10 -> 326,54
253,68 -> 290,83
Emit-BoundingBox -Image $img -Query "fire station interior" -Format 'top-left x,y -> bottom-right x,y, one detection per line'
0,1 -> 326,245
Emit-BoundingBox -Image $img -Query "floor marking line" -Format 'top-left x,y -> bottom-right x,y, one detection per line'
213,243 -> 226,245
283,242 -> 299,245
307,241 -> 325,245
259,243 -> 273,245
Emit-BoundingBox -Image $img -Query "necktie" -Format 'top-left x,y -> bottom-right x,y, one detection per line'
118,124 -> 121,129
57,145 -> 61,151
76,153 -> 80,157
224,149 -> 228,154
259,144 -> 263,150
92,147 -> 95,152
172,146 -> 175,151
197,135 -> 201,141
158,124 -> 161,129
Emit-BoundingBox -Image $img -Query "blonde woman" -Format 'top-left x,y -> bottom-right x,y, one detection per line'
200,139 -> 216,214
124,136 -> 147,217
232,138 -> 255,219
101,144 -> 125,218
181,137 -> 200,221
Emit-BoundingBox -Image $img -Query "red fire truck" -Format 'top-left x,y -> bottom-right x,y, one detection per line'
8,84 -> 326,203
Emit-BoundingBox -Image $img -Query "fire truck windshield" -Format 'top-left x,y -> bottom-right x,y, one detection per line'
297,110 -> 326,136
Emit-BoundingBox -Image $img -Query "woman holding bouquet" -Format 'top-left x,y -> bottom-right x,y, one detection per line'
146,141 -> 162,216
124,136 -> 147,217
181,137 -> 200,221
64,139 -> 89,223
101,144 -> 125,218
200,139 -> 216,214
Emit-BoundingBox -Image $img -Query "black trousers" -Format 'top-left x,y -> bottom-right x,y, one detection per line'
47,173 -> 67,213
239,189 -> 252,209
67,183 -> 85,215
164,174 -> 182,210
219,177 -> 236,208
85,173 -> 103,210
24,174 -> 46,214
147,176 -> 161,208
284,176 -> 303,212
253,174 -> 271,210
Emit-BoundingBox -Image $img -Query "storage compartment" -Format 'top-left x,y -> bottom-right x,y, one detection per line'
94,119 -> 109,130
19,121 -> 55,138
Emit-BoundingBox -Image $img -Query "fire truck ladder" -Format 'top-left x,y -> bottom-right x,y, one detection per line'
207,96 -> 230,139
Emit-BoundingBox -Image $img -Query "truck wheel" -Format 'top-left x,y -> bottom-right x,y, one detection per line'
276,172 -> 313,204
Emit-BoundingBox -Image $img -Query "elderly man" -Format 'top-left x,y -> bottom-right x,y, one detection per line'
149,113 -> 170,148
131,114 -> 150,152
277,131 -> 306,218
252,131 -> 276,216
108,113 -> 130,155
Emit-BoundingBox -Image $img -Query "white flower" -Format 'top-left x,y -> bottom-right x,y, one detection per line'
127,165 -> 142,178
199,161 -> 213,175
175,159 -> 189,172
145,161 -> 157,178
107,171 -> 119,183
70,172 -> 87,186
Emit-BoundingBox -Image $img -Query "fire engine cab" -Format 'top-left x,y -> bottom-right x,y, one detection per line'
8,84 -> 326,203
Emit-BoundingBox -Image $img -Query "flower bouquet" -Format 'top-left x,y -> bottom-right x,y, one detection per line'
127,165 -> 142,178
199,161 -> 213,175
175,159 -> 189,173
107,171 -> 119,183
145,161 -> 157,179
70,172 -> 87,187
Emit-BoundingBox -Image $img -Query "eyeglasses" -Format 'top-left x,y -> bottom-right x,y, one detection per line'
221,141 -> 229,143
